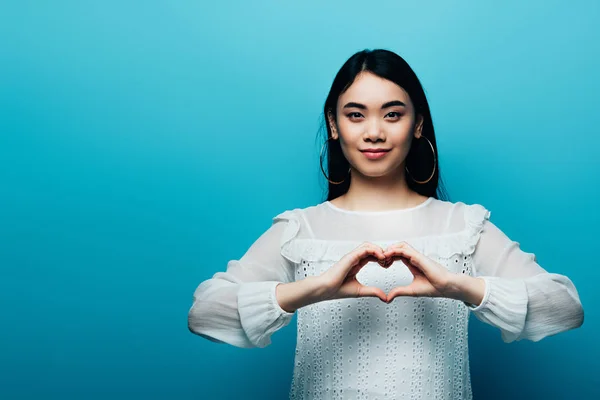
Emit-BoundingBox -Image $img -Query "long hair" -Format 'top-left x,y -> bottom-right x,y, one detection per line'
318,49 -> 450,202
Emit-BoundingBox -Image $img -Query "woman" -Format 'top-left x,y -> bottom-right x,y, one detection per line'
188,49 -> 584,399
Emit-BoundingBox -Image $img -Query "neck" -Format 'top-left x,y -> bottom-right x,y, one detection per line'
335,166 -> 427,212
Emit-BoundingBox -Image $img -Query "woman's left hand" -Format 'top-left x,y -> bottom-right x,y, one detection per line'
383,242 -> 455,303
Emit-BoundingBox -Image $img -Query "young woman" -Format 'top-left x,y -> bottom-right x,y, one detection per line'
188,49 -> 584,399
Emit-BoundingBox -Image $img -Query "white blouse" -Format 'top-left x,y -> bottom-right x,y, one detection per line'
188,197 -> 584,399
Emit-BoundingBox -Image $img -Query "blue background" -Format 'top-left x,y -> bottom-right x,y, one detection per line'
1,1 -> 598,399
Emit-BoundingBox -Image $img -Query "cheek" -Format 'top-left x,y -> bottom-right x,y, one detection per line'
398,132 -> 414,148
391,117 -> 416,134
337,119 -> 362,136
392,122 -> 418,145
337,139 -> 353,161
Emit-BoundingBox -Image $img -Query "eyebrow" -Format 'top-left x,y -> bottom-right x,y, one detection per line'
343,100 -> 406,110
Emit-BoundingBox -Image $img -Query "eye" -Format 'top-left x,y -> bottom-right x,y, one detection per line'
346,112 -> 363,120
386,112 -> 403,119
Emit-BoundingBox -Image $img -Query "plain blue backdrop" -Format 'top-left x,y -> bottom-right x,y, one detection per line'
1,1 -> 598,399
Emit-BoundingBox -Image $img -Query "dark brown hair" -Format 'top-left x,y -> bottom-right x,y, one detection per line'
318,48 -> 450,202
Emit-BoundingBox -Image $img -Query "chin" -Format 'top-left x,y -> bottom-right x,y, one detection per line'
353,161 -> 403,177
355,167 -> 395,178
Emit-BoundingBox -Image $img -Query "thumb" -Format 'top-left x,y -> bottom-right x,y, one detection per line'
386,285 -> 416,302
358,286 -> 388,302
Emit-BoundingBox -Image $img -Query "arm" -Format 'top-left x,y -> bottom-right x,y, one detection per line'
188,210 -> 307,348
458,214 -> 584,343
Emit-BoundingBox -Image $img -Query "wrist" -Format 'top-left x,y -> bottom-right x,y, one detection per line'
276,276 -> 330,313
444,274 -> 486,306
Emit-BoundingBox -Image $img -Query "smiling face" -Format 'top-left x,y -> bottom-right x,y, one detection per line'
328,71 -> 423,179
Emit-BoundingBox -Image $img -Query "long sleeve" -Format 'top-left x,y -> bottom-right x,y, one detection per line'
188,211 -> 298,348
466,213 -> 584,343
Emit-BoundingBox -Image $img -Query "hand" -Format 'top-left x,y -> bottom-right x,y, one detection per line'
383,242 -> 454,303
319,242 -> 390,303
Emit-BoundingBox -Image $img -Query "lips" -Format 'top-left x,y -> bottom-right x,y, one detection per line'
361,149 -> 391,160
360,149 -> 391,153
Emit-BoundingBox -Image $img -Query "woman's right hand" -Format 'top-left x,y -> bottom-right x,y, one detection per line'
318,242 -> 390,303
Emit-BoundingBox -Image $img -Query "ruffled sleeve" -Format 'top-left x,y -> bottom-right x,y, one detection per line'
464,204 -> 584,343
187,210 -> 299,348
276,210 -> 302,264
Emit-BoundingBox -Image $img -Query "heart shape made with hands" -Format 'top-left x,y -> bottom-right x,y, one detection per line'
355,256 -> 414,292
355,243 -> 451,301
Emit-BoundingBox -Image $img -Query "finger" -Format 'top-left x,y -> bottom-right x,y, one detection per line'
347,254 -> 380,276
374,257 -> 393,268
335,243 -> 387,280
385,245 -> 425,271
348,243 -> 386,268
398,257 -> 421,276
380,256 -> 394,268
361,243 -> 387,260
386,284 -> 417,302
347,247 -> 387,276
357,285 -> 388,302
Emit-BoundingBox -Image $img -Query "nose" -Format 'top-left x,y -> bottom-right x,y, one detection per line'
363,119 -> 385,142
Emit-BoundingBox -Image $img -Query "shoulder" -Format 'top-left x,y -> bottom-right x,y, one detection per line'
269,205 -> 321,263
428,199 -> 493,257
432,197 -> 491,218
426,198 -> 492,238
272,202 -> 326,222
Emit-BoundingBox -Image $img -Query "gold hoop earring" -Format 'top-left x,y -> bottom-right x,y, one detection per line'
319,137 -> 351,185
405,135 -> 436,184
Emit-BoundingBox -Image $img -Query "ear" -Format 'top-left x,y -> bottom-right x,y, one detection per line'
414,114 -> 424,138
327,110 -> 338,140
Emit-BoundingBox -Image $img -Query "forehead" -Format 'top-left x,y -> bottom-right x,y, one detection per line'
339,72 -> 411,106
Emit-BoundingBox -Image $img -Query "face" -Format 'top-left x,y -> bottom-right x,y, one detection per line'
328,71 -> 423,179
